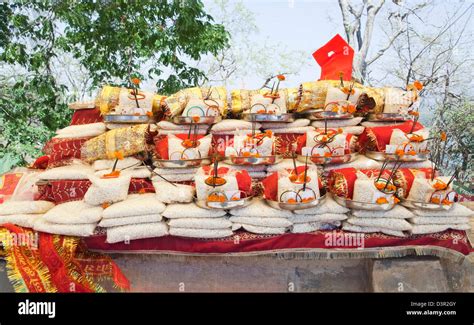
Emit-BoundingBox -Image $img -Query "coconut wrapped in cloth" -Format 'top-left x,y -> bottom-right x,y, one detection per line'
81,124 -> 150,162
194,165 -> 252,202
153,133 -> 212,160
296,128 -> 358,157
328,168 -> 400,206
231,88 -> 300,115
261,165 -> 322,204
96,85 -> 165,115
163,86 -> 227,117
224,130 -> 275,158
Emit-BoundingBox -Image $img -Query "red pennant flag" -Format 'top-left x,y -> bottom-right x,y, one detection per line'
313,34 -> 354,81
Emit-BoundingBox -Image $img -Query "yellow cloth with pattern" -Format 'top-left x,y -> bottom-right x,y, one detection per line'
81,124 -> 148,162
164,86 -> 228,117
96,85 -> 166,115
296,80 -> 383,113
230,88 -> 300,114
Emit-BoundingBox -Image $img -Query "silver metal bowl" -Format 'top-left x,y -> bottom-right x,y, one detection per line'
400,198 -> 453,211
265,192 -> 327,211
333,195 -> 396,211
302,109 -> 354,121
297,152 -> 358,165
224,155 -> 282,166
194,196 -> 254,210
242,113 -> 295,123
104,114 -> 154,124
154,158 -> 211,168
367,113 -> 411,122
172,116 -> 221,125
365,150 -> 430,162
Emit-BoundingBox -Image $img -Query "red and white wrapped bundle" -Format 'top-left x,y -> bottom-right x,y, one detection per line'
154,134 -> 212,160
194,166 -> 252,202
262,165 -> 322,204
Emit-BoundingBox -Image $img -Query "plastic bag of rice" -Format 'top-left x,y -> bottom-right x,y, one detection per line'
102,193 -> 165,218
168,217 -> 232,229
0,200 -> 55,215
84,174 -> 131,206
34,218 -> 97,237
106,222 -> 169,243
99,214 -> 162,227
163,203 -> 227,219
169,227 -> 233,238
42,200 -> 103,224
153,181 -> 195,203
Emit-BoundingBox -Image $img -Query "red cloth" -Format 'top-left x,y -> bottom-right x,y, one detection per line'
274,133 -> 306,158
36,179 -> 155,204
210,134 -> 235,156
358,121 -> 424,151
313,34 -> 354,81
42,137 -> 89,168
84,229 -> 473,256
70,108 -> 103,125
262,166 -> 324,201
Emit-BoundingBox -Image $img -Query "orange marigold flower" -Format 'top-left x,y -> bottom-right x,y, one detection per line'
114,150 -> 124,160
138,188 -> 147,194
432,180 -> 447,191
265,130 -> 273,137
376,197 -> 389,205
341,87 -> 355,96
430,197 -> 441,204
324,152 -> 332,158
408,150 -> 417,156
393,197 -> 400,204
277,74 -> 286,81
395,149 -> 405,157
408,134 -> 424,142
102,170 -> 121,179
347,104 -> 356,114
287,198 -> 297,204
413,80 -> 423,91
101,202 -> 111,209
337,128 -> 343,134
131,77 -> 141,85
302,197 -> 315,203
441,199 -> 453,205
440,132 -> 447,142
408,110 -> 419,117
146,111 -> 154,117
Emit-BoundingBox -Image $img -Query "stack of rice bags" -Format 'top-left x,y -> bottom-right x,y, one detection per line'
342,205 -> 414,237
164,203 -> 233,238
290,196 -> 349,233
34,200 -> 103,237
98,193 -> 168,243
229,199 -> 293,235
408,204 -> 472,234
0,200 -> 55,228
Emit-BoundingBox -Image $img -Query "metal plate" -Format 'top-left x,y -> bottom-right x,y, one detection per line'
224,155 -> 282,166
368,113 -> 411,122
265,192 -> 327,211
154,158 -> 211,168
104,114 -> 154,124
242,113 -> 295,123
333,195 -> 396,211
194,196 -> 254,210
297,153 -> 358,165
366,150 -> 430,162
172,116 -> 221,125
400,198 -> 453,211
302,109 -> 354,121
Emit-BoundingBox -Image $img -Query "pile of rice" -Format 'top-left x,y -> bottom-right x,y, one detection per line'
99,193 -> 168,243
0,200 -> 55,228
290,195 -> 348,233
33,200 -> 102,237
342,205 -> 414,237
407,203 -> 472,234
163,203 -> 233,238
229,199 -> 293,234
